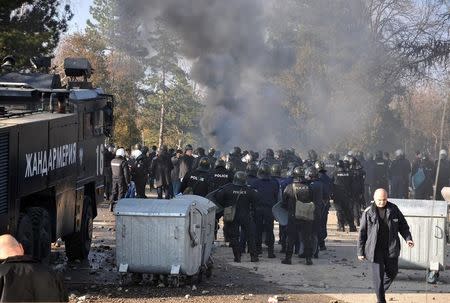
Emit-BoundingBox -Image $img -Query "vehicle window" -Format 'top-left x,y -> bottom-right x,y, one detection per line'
93,110 -> 104,136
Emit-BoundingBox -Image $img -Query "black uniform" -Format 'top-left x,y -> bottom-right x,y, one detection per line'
282,181 -> 314,262
350,164 -> 366,225
333,167 -> 356,231
371,157 -> 389,192
389,156 -> 411,199
209,166 -> 233,191
111,156 -> 130,202
0,255 -> 67,302
103,149 -> 114,200
130,154 -> 147,198
215,183 -> 259,261
251,177 -> 279,256
180,169 -> 211,197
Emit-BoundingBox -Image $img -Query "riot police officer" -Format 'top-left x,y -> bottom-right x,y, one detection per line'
246,162 -> 259,185
207,148 -> 217,170
215,172 -> 259,263
103,145 -> 115,201
251,163 -> 279,258
332,160 -> 356,232
281,167 -> 314,265
349,157 -> 366,226
271,163 -> 293,253
129,149 -> 147,198
228,146 -> 245,172
389,149 -> 411,199
259,148 -> 279,167
324,152 -> 336,176
180,157 -> 211,197
304,166 -> 324,258
111,148 -> 130,211
371,150 -> 389,192
210,159 -> 233,191
315,161 -> 332,251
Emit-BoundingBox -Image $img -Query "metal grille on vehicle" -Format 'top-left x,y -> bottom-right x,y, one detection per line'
0,133 -> 8,215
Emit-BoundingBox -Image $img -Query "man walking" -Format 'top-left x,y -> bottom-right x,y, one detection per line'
357,188 -> 414,303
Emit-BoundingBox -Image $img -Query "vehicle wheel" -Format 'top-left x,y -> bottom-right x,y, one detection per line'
206,266 -> 213,278
16,213 -> 34,255
426,270 -> 439,284
65,197 -> 93,261
27,207 -> 51,262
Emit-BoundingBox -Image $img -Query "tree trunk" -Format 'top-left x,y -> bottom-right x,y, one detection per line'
158,101 -> 165,149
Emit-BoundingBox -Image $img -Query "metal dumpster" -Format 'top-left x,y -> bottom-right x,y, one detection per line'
114,195 -> 216,286
390,198 -> 448,283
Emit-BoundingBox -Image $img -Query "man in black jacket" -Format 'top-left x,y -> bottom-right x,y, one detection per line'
150,147 -> 174,199
215,171 -> 259,263
357,189 -> 414,303
111,148 -> 130,211
0,234 -> 67,302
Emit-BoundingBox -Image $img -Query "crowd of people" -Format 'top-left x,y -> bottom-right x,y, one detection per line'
102,143 -> 449,267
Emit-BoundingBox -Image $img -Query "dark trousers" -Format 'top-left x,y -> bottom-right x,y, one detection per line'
157,185 -> 171,199
334,192 -> 355,228
255,207 -> 275,250
225,219 -> 257,258
104,167 -> 112,200
112,178 -> 127,201
318,201 -> 330,246
286,219 -> 313,258
371,254 -> 398,303
390,176 -> 409,198
134,178 -> 147,198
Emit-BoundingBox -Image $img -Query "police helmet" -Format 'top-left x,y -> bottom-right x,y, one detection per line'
336,160 -> 344,168
375,150 -> 383,159
347,150 -> 354,156
305,166 -> 318,180
257,163 -> 271,179
291,166 -> 305,180
246,162 -> 258,177
215,159 -> 226,168
197,157 -> 210,171
348,156 -> 356,166
233,171 -> 247,186
314,160 -> 325,171
271,164 -> 282,177
266,148 -> 274,158
131,149 -> 142,159
208,147 -> 216,157
366,152 -> 374,160
327,152 -> 335,161
233,146 -> 241,155
116,148 -> 125,157
225,161 -> 234,171
142,146 -> 149,155
343,155 -> 351,162
308,149 -> 318,161
134,143 -> 142,151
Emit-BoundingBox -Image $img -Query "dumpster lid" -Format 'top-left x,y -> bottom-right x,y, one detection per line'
389,199 -> 448,217
173,195 -> 217,213
114,198 -> 195,217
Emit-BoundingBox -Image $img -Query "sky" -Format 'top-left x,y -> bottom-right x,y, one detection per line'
66,0 -> 93,33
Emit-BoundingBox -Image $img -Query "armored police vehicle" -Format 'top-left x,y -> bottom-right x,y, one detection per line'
0,57 -> 113,261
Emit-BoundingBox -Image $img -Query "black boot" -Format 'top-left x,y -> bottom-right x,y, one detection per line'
319,243 -> 327,251
250,255 -> 259,262
109,202 -> 115,212
349,225 -> 357,232
281,252 -> 292,264
232,247 -> 241,263
306,257 -> 313,265
267,247 -> 276,259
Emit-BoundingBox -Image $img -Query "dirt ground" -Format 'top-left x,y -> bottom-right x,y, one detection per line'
51,200 -> 450,303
